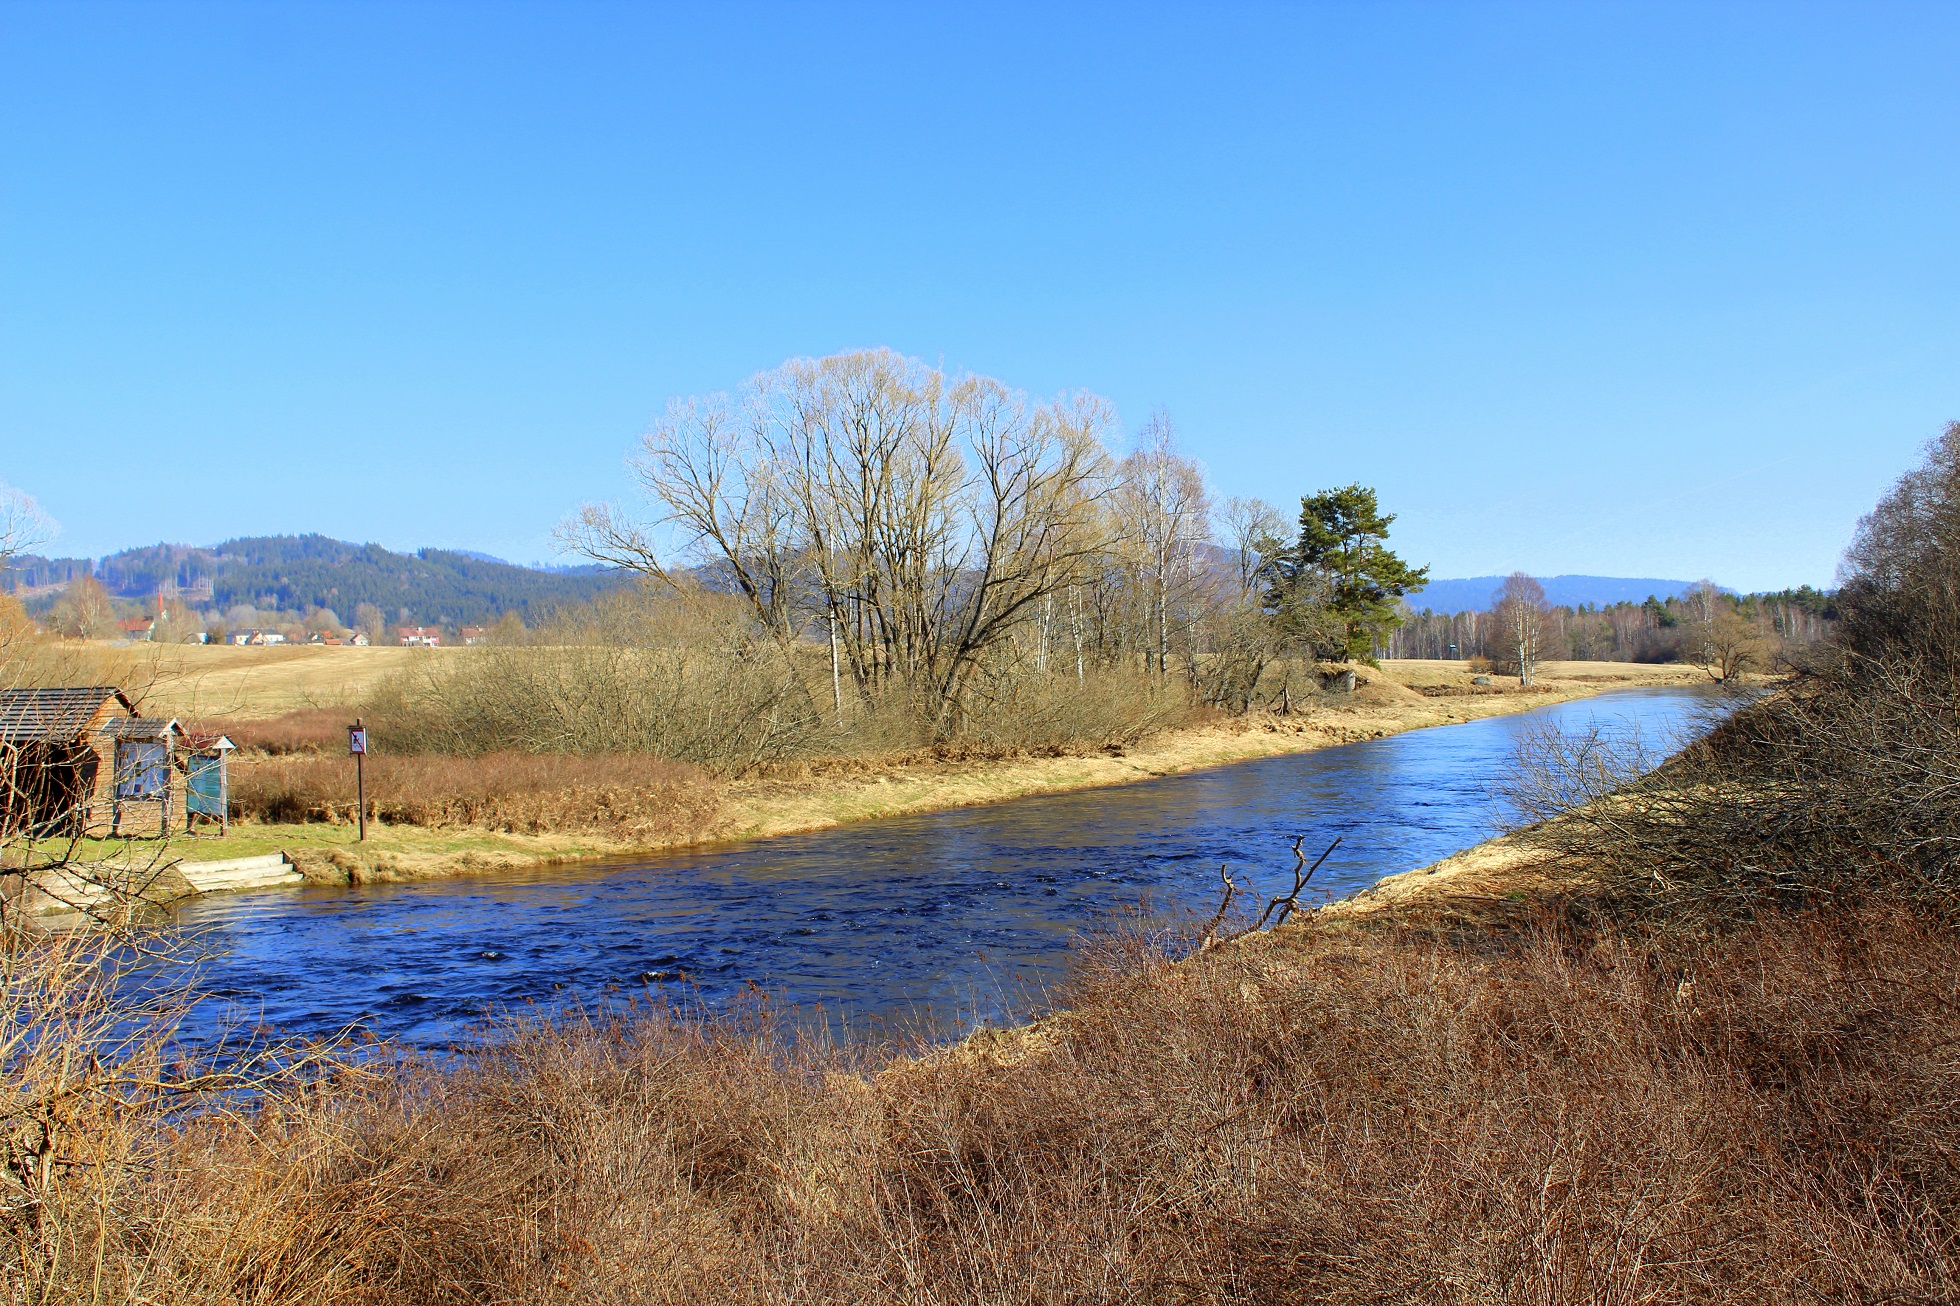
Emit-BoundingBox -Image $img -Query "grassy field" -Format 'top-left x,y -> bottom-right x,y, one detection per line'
39,641 -> 459,720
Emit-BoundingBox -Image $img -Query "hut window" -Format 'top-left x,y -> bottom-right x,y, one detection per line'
114,740 -> 168,799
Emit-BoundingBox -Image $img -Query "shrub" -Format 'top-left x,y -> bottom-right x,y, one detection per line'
369,640 -> 824,774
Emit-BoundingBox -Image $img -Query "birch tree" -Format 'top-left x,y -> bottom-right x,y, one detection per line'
1113,413 -> 1211,678
1491,572 -> 1551,686
1221,496 -> 1285,598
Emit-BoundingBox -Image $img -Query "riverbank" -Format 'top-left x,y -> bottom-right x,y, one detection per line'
155,658 -> 1712,887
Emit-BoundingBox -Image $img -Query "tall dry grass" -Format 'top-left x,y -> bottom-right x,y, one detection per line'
213,708 -> 352,756
0,910 -> 341,1306
228,751 -> 721,840
39,900 -> 1957,1303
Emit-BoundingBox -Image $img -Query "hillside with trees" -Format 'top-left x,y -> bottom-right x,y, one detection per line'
5,536 -> 630,632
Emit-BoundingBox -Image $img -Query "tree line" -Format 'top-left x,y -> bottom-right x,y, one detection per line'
1388,579 -> 1833,680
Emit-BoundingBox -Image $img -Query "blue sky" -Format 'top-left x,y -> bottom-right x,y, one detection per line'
3,2 -> 1956,591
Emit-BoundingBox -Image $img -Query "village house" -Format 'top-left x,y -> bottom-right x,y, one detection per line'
0,687 -> 234,838
116,615 -> 155,641
459,625 -> 488,645
398,625 -> 443,646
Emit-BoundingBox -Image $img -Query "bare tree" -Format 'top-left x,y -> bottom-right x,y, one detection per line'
354,602 -> 387,645
0,482 -> 53,564
1680,579 -> 1760,682
1490,572 -> 1551,686
564,391 -> 805,648
1221,496 -> 1285,598
51,576 -> 113,641
1113,413 -> 1211,679
565,349 -> 1118,737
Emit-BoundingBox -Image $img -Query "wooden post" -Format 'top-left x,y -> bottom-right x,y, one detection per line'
349,718 -> 368,842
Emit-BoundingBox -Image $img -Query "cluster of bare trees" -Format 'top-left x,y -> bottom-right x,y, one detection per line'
567,350 -> 1321,739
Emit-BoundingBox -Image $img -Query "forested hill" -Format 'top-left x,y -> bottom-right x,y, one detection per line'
92,536 -> 631,626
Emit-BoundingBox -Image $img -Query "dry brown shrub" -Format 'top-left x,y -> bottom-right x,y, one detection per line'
229,751 -> 721,840
950,663 -> 1206,752
208,707 -> 352,755
93,902 -> 1960,1304
0,901 -> 346,1305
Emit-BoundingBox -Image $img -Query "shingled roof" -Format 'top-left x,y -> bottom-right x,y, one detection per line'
100,716 -> 180,743
0,687 -> 136,744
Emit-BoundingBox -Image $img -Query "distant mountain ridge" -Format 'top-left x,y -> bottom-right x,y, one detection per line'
1411,575 -> 1708,614
7,542 -> 1726,628
70,535 -> 632,626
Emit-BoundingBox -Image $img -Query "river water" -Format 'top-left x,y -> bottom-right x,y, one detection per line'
174,687 -> 1719,1046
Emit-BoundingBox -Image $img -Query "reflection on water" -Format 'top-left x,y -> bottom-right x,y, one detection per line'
175,687 -> 1719,1045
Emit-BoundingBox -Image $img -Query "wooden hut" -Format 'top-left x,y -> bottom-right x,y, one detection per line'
99,714 -> 187,836
0,687 -> 204,838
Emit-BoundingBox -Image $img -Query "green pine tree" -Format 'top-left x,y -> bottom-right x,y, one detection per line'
1265,484 -> 1428,660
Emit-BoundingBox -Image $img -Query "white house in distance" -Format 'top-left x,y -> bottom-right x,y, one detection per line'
398,626 -> 442,646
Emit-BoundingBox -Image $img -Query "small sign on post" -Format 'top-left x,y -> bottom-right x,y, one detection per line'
348,719 -> 368,842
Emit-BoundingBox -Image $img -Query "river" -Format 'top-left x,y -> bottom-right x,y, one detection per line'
173,686 -> 1720,1046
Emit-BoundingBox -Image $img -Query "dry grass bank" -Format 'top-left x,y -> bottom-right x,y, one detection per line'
186,659 -> 1702,885
29,894 -> 1952,1304
711,659 -> 1707,842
